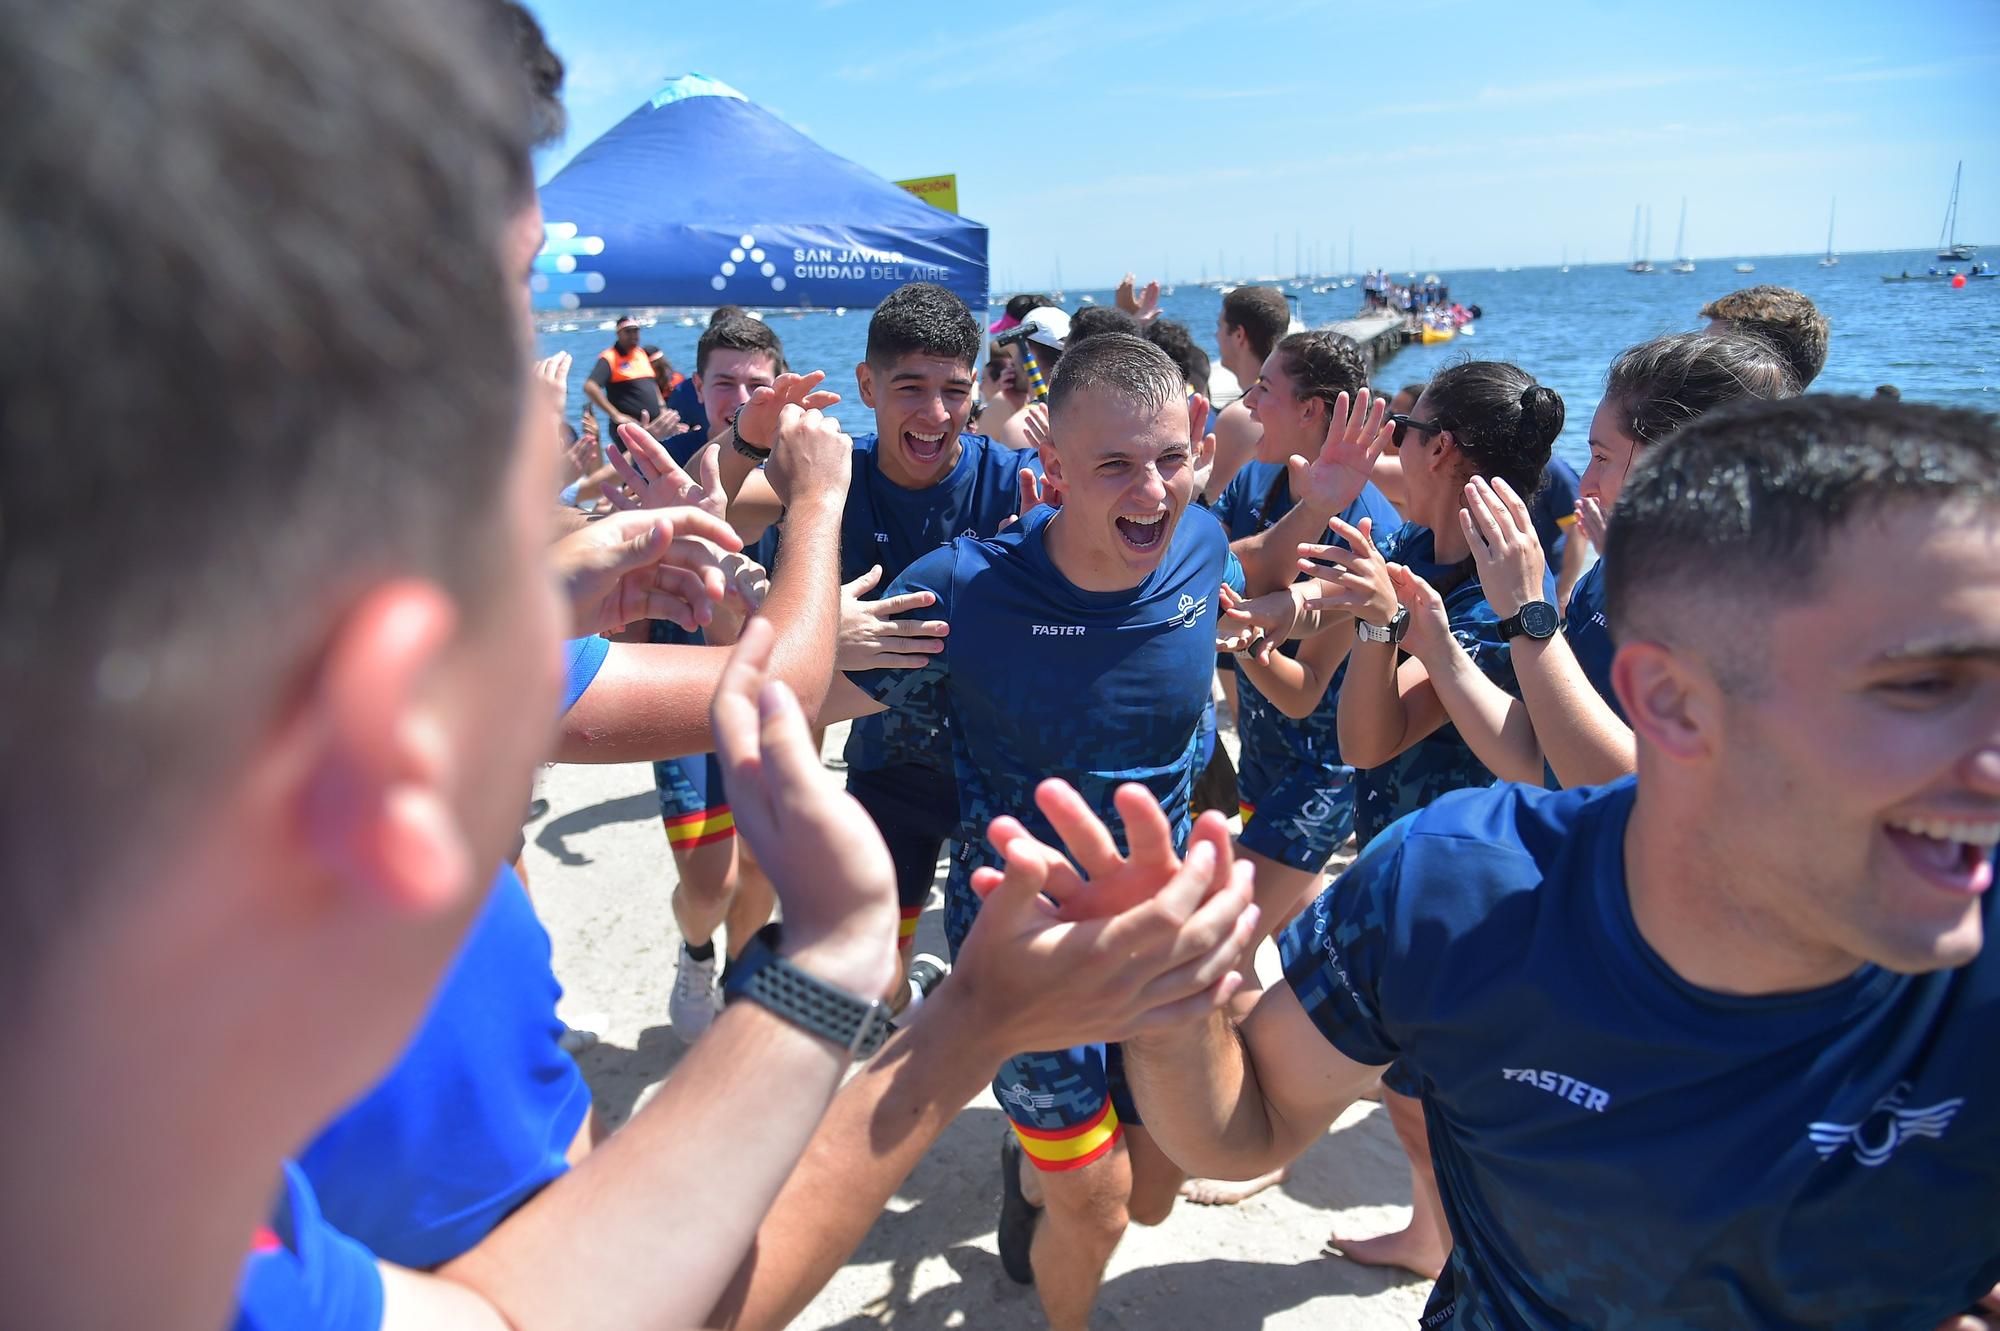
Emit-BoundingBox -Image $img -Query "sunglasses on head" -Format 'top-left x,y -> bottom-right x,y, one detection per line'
1388,412 -> 1445,448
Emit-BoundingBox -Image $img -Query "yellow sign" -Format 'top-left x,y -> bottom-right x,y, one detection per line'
896,174 -> 959,215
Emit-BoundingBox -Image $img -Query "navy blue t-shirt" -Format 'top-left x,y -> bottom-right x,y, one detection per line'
1282,779 -> 2000,1328
758,431 -> 1039,774
665,375 -> 706,435
1562,558 -> 1620,719
1211,462 -> 1401,770
1353,522 -> 1549,845
1528,458 -> 1581,569
849,503 -> 1243,891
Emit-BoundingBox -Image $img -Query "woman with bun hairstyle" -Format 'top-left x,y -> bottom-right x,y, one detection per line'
1385,330 -> 1793,790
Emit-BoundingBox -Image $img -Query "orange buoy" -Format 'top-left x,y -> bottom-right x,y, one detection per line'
1952,273 -> 1968,288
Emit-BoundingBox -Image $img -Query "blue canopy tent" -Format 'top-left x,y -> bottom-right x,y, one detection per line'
534,74 -> 987,313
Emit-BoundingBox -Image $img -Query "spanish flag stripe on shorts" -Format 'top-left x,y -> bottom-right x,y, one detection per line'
1238,800 -> 1256,825
1011,1099 -> 1122,1172
898,906 -> 922,941
663,807 -> 734,848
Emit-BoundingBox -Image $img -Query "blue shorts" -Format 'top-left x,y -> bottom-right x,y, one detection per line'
1235,741 -> 1283,826
944,864 -> 1139,1172
651,752 -> 734,852
848,761 -> 959,941
1237,764 -> 1355,872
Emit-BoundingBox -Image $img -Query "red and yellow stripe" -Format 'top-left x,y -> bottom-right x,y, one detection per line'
1238,800 -> 1256,826
897,905 -> 922,943
1012,1100 -> 1121,1172
662,805 -> 734,850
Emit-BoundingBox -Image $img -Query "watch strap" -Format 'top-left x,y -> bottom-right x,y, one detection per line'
1497,600 -> 1558,641
729,405 -> 773,461
723,923 -> 891,1057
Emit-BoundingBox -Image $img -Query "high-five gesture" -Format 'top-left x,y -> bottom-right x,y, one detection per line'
1114,273 -> 1163,323
762,404 -> 854,511
1458,476 -> 1544,618
837,566 -> 948,670
606,424 -> 725,521
731,369 -> 842,450
551,506 -> 741,638
1286,388 -> 1392,516
711,618 -> 899,997
1298,515 -> 1398,627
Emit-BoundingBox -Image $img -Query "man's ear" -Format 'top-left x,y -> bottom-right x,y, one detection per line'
1614,639 -> 1719,763
691,372 -> 705,400
855,361 -> 877,410
294,581 -> 471,919
1040,432 -> 1065,492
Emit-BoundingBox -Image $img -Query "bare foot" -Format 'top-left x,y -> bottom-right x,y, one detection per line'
1322,1224 -> 1447,1280
1179,1166 -> 1288,1206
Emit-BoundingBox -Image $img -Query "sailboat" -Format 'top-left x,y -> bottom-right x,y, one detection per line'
1938,161 -> 1976,261
1626,205 -> 1656,273
1670,198 -> 1695,273
1560,244 -> 1569,274
1819,199 -> 1839,268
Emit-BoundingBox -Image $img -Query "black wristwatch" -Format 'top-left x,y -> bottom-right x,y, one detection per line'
722,922 -> 891,1057
728,405 -> 773,462
1355,607 -> 1410,645
1496,600 -> 1559,641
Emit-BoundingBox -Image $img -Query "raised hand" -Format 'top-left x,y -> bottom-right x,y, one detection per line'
836,566 -> 948,671
712,618 -> 899,997
1383,562 -> 1453,663
719,550 -> 771,616
606,424 -> 725,520
950,780 -> 1260,1051
1286,388 -> 1392,516
1018,401 -> 1050,450
1458,476 -> 1544,618
762,404 -> 853,511
535,350 -> 572,421
732,370 -> 842,451
551,506 -> 742,638
1299,515 -> 1398,627
1216,583 -> 1302,655
639,406 -> 688,440
1575,495 -> 1608,553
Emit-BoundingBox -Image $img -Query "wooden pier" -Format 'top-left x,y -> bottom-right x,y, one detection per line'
1321,310 -> 1409,371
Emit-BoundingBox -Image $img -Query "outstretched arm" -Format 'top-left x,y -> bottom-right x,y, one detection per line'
1306,518 -> 1450,768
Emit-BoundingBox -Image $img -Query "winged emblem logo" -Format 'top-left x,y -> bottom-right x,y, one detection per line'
1807,1082 -> 1962,1167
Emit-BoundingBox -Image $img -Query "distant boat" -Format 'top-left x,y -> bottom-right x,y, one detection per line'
1669,198 -> 1695,273
1819,198 -> 1839,267
1938,162 -> 1976,262
1734,262 -> 1756,273
1627,204 -> 1656,273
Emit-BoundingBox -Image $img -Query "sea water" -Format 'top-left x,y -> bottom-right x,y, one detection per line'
535,247 -> 1995,474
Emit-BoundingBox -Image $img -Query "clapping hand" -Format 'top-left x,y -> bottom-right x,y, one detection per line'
606,424 -> 725,520
1298,515 -> 1398,627
1382,563 -> 1453,663
1287,388 -> 1392,516
1574,495 -> 1608,553
1458,477 -> 1544,619
732,370 -> 842,450
552,506 -> 742,638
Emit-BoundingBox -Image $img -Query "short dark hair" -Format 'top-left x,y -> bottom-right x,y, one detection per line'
493,0 -> 565,147
1698,285 -> 1828,390
698,315 -> 784,376
0,0 -> 534,962
1273,331 -> 1368,408
1069,305 -> 1146,346
1606,396 -> 1999,672
1221,286 -> 1290,361
1003,292 -> 1054,323
1047,332 -> 1183,422
1422,361 -> 1564,500
1604,330 -> 1794,447
1144,319 -> 1211,396
866,282 -> 980,370
710,304 -> 746,325
1875,383 -> 1902,401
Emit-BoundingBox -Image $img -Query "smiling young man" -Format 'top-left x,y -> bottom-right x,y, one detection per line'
1122,395 -> 2000,1329
728,283 -> 1041,1003
835,332 -> 1241,1331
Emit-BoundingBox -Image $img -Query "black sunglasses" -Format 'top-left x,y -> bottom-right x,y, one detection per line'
1388,412 -> 1446,448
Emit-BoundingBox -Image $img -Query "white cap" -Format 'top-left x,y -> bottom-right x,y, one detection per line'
1018,305 -> 1071,352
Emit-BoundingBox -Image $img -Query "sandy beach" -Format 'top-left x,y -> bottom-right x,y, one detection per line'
524,725 -> 1432,1329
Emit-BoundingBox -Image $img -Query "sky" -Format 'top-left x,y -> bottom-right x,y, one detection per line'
523,0 -> 1998,288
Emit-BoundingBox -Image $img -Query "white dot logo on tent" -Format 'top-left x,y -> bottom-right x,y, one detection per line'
714,234 -> 788,294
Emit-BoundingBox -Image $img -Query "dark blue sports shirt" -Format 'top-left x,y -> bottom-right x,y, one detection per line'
848,503 -> 1243,889
1281,779 -> 2000,1328
1562,558 -> 1620,719
1527,457 -> 1581,569
758,431 -> 1039,774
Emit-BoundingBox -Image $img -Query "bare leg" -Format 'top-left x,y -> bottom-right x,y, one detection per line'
669,833 -> 736,950
722,839 -> 773,959
1025,1138 -> 1134,1331
1323,1089 -> 1451,1279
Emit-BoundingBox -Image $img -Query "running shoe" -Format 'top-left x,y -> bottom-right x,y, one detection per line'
669,943 -> 721,1039
997,1129 -> 1039,1285
903,954 -> 949,1013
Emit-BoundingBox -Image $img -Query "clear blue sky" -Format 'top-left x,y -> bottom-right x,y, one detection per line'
523,0 -> 1996,288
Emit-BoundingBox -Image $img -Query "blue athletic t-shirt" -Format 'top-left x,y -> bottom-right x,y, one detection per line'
666,375 -> 706,434
1562,558 -> 1620,719
1528,458 -> 1581,568
1212,462 -> 1401,770
849,503 -> 1243,891
561,635 -> 609,713
1281,779 -> 2000,1329
233,1163 -> 384,1331
1352,522 -> 1547,846
758,431 -> 1039,775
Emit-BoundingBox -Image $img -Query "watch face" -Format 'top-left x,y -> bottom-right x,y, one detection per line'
1520,600 -> 1559,638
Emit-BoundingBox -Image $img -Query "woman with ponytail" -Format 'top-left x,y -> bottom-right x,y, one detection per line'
1386,330 -> 1793,790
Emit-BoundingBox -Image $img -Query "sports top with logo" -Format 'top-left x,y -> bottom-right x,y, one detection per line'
755,431 -> 1039,776
847,502 -> 1244,1167
1211,461 -> 1401,868
1281,779 -> 2000,1328
1353,521 -> 1549,848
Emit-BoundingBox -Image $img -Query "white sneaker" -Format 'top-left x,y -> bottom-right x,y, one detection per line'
669,944 -> 721,1040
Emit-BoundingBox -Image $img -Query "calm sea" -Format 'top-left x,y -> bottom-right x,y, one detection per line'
535,247 -> 1995,474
